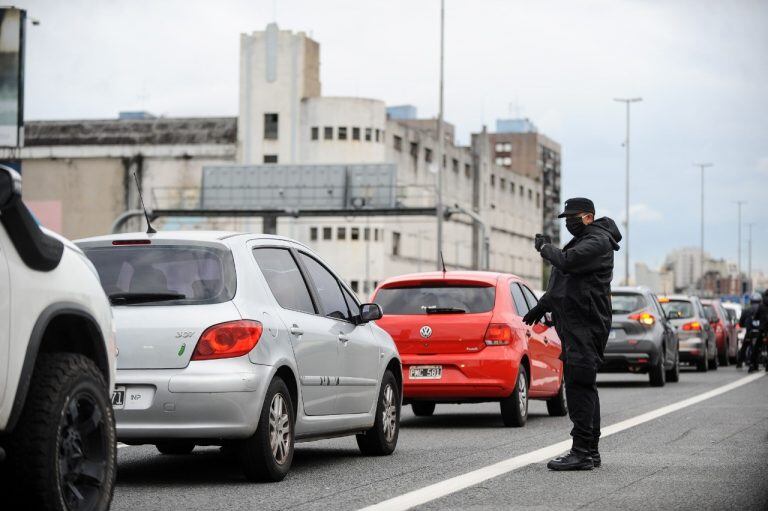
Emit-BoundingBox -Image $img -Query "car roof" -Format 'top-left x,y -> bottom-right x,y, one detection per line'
378,271 -> 514,288
658,294 -> 697,301
75,230 -> 310,249
612,285 -> 652,294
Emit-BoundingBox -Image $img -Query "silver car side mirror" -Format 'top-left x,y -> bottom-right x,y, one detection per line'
360,303 -> 383,323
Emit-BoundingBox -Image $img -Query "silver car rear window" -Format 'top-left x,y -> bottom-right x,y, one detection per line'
661,300 -> 694,319
84,244 -> 236,305
611,293 -> 646,314
375,285 -> 495,315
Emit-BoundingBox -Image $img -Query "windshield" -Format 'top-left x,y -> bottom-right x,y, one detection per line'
84,244 -> 236,305
374,285 -> 496,315
661,300 -> 694,320
611,293 -> 646,314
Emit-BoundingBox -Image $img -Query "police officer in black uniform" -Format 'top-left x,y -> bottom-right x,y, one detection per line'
523,198 -> 621,470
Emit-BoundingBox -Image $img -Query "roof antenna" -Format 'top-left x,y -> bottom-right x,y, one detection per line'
439,250 -> 447,275
133,172 -> 156,234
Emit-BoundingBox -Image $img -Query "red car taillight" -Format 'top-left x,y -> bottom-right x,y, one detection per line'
191,320 -> 263,361
682,321 -> 701,331
628,312 -> 655,326
484,323 -> 513,346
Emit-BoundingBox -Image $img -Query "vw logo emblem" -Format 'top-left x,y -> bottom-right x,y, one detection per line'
420,326 -> 432,339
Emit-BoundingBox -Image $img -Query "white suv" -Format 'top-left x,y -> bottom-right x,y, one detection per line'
77,230 -> 402,482
0,166 -> 117,510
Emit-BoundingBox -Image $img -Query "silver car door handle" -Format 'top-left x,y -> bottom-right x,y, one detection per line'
290,325 -> 303,336
338,333 -> 349,343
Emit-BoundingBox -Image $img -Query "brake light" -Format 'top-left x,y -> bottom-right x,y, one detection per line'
112,239 -> 151,245
191,320 -> 263,360
629,312 -> 655,326
682,321 -> 701,331
484,323 -> 513,346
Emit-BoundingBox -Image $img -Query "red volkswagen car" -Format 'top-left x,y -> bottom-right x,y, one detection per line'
372,271 -> 567,427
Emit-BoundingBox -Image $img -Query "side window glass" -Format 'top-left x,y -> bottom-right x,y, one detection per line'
521,285 -> 539,309
253,248 -> 315,314
342,287 -> 360,323
299,253 -> 350,321
510,282 -> 529,316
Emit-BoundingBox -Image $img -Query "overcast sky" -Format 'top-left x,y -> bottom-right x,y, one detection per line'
16,0 -> 768,280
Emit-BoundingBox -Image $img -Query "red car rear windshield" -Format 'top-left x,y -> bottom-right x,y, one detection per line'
374,285 -> 495,315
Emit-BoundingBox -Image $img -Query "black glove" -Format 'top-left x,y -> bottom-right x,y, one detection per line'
534,234 -> 551,252
523,303 -> 546,325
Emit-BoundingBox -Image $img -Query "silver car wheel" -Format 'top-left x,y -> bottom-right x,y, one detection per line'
269,394 -> 291,465
518,371 -> 528,417
382,384 -> 397,442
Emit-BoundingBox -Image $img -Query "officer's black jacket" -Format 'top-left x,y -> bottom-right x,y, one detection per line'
538,217 -> 622,369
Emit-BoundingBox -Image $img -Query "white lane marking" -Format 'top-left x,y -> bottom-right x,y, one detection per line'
359,372 -> 766,511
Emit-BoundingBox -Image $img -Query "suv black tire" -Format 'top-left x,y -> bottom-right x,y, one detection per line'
500,365 -> 528,427
696,345 -> 709,372
546,379 -> 568,416
10,353 -> 116,511
649,353 -> 666,387
240,377 -> 294,482
156,441 -> 195,455
357,370 -> 400,455
411,402 -> 436,417
709,346 -> 719,371
666,349 -> 680,383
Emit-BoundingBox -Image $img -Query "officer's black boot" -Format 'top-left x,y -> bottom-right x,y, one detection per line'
547,447 -> 593,471
590,440 -> 601,468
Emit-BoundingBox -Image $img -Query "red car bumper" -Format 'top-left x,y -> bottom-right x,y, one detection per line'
400,349 -> 520,401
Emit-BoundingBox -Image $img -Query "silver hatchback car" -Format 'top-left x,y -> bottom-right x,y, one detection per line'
77,231 -> 402,481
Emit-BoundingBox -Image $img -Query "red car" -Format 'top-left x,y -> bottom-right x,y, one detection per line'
372,271 -> 567,427
702,299 -> 737,366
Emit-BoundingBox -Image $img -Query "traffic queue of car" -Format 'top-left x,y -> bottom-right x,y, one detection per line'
0,165 -> 748,510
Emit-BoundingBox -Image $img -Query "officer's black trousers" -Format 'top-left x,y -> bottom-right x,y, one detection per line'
564,363 -> 600,451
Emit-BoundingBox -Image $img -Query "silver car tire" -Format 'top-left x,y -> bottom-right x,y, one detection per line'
240,376 -> 294,482
356,370 -> 400,456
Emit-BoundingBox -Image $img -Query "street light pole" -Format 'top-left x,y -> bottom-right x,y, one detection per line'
747,222 -> 754,295
614,97 -> 642,285
694,162 -> 713,291
734,200 -> 746,294
435,0 -> 445,270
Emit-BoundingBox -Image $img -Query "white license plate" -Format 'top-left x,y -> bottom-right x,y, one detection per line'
111,386 -> 125,408
111,385 -> 155,410
409,365 -> 442,379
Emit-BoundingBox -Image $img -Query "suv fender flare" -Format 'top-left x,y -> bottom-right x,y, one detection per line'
6,302 -> 106,432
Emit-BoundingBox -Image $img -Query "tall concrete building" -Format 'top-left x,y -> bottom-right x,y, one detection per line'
487,118 -> 561,247
4,23 -> 545,293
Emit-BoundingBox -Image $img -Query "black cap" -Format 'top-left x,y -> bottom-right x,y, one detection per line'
557,197 -> 595,218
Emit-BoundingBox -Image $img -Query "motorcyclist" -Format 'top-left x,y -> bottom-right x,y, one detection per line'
739,291 -> 768,372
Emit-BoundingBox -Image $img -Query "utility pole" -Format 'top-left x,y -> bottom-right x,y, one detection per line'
694,162 -> 713,291
734,200 -> 746,294
435,0 -> 445,270
747,222 -> 754,295
614,97 -> 642,285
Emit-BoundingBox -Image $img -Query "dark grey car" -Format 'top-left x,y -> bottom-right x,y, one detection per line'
602,287 -> 680,386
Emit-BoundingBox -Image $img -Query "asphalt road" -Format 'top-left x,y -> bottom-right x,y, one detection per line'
112,366 -> 768,511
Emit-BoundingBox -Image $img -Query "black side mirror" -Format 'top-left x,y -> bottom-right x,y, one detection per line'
0,165 -> 22,210
360,303 -> 383,323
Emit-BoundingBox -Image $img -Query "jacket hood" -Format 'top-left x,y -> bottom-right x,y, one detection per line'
588,217 -> 621,250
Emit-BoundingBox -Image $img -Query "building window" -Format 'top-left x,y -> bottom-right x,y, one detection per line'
351,227 -> 360,240
375,129 -> 380,142
452,158 -> 459,173
337,227 -> 346,240
410,142 -> 419,158
380,129 -> 385,142
351,280 -> 359,293
500,178 -> 506,190
365,128 -> 372,141
520,186 -> 524,197
425,148 -> 433,163
495,157 -> 503,165
528,189 -> 533,200
352,127 -> 360,140
442,155 -> 447,168
465,163 -> 471,178
504,143 -> 512,152
374,228 -> 380,241
310,227 -> 318,241
323,227 -> 332,240
536,192 -> 541,207
364,227 -> 371,241
311,126 -> 319,140
510,182 -> 516,194
338,126 -> 348,140
495,142 -> 504,152
503,157 -> 512,166
264,113 -> 279,140
263,154 -> 278,163
324,126 -> 333,140
394,135 -> 403,151
490,174 -> 496,187
392,231 -> 401,256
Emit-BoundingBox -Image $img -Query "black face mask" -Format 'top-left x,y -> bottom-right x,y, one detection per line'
566,216 -> 586,237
